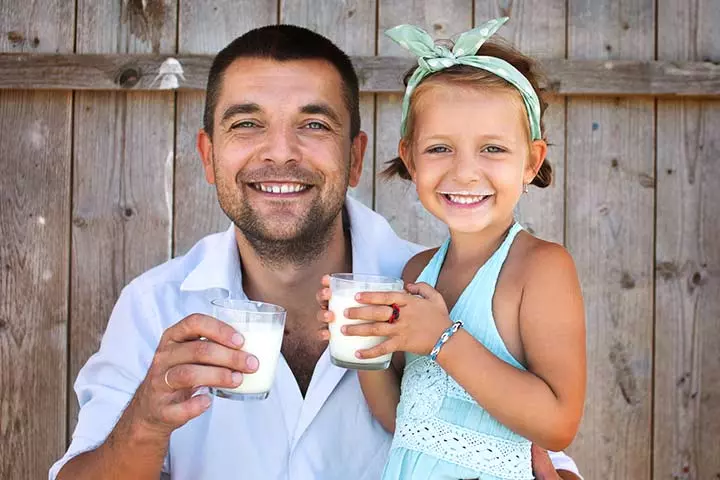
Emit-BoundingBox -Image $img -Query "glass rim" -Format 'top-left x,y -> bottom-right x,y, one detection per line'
211,298 -> 286,315
329,273 -> 403,284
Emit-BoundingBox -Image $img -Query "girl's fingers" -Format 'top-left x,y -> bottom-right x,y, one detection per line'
317,309 -> 335,324
355,339 -> 397,360
321,274 -> 331,288
344,305 -> 395,322
405,282 -> 441,301
316,287 -> 332,309
353,291 -> 409,306
343,320 -> 393,337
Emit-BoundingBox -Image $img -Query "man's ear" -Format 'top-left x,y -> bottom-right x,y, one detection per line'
348,131 -> 368,188
197,129 -> 215,185
524,139 -> 548,185
398,138 -> 416,181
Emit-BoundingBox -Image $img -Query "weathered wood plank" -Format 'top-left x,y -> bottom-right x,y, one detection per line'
375,0 -> 471,246
0,0 -> 73,477
174,1 -> 277,255
3,53 -> 720,96
655,0 -> 720,478
566,1 -> 655,478
281,0 -> 376,207
475,0 -> 566,244
69,0 -> 176,431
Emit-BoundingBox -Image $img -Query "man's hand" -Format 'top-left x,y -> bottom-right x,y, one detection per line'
532,444 -> 581,480
129,313 -> 260,435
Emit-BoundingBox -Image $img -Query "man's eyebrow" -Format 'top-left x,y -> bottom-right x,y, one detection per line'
221,103 -> 261,124
300,103 -> 342,126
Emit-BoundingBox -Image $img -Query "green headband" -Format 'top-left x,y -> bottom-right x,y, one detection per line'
385,17 -> 542,140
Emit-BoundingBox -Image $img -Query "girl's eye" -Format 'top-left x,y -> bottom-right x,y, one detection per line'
304,121 -> 329,130
427,145 -> 451,154
231,120 -> 258,129
483,145 -> 506,153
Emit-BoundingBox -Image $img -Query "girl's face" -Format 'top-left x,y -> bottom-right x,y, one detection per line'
400,84 -> 546,235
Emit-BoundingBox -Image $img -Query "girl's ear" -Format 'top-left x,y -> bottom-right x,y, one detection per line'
398,138 -> 416,181
524,139 -> 548,184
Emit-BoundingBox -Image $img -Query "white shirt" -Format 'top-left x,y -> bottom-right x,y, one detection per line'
50,196 -> 581,480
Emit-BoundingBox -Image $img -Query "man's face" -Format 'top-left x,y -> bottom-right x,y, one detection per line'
198,58 -> 366,265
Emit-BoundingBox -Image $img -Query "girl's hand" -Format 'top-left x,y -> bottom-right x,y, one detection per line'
316,274 -> 333,341
343,282 -> 452,358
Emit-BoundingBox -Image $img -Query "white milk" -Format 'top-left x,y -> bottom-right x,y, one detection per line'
217,325 -> 284,395
329,292 -> 392,367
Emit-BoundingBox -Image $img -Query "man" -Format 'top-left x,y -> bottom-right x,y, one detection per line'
51,25 -> 581,479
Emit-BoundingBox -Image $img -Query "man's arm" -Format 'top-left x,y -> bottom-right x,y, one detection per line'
52,286 -> 256,480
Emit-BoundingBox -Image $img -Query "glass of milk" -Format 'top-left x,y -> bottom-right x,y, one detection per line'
210,299 -> 286,400
328,273 -> 404,370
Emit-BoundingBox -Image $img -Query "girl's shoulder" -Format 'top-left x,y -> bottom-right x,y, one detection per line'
401,248 -> 439,283
510,230 -> 579,288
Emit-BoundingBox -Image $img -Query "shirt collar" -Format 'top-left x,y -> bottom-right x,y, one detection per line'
178,195 -> 406,295
179,223 -> 245,296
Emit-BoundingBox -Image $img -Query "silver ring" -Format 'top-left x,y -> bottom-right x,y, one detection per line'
164,370 -> 174,390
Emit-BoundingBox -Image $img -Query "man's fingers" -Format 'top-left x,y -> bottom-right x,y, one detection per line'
343,321 -> 392,337
164,364 -> 243,391
165,339 -> 259,374
159,394 -> 212,426
164,313 -> 244,350
345,305 -> 394,322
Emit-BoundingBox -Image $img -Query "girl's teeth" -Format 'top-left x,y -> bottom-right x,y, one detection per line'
446,194 -> 486,204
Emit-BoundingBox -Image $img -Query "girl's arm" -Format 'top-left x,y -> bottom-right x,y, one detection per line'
356,250 -> 435,433
435,242 -> 586,451
357,353 -> 404,433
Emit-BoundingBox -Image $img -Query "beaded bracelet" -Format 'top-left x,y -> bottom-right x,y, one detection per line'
429,321 -> 463,361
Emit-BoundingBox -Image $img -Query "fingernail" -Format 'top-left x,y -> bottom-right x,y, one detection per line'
246,355 -> 259,371
231,333 -> 244,347
341,326 -> 347,334
231,372 -> 243,385
355,351 -> 362,359
199,395 -> 211,409
354,293 -> 361,301
344,309 -> 349,316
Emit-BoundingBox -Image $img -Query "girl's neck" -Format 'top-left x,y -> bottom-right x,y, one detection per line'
445,217 -> 516,267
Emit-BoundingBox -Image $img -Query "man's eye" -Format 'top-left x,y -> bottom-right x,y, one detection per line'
304,121 -> 329,130
483,145 -> 506,153
231,121 -> 257,129
427,145 -> 450,154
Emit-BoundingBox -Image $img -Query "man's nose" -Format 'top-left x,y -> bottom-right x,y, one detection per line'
260,125 -> 301,164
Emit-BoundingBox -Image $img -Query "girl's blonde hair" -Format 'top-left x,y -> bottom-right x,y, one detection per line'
383,39 -> 552,188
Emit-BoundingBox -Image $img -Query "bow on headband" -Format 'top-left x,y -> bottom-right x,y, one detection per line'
385,17 -> 542,140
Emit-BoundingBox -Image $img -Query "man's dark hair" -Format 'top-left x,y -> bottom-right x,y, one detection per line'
203,24 -> 361,139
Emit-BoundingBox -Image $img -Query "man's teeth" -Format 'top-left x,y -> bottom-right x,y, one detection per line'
256,183 -> 308,194
445,194 -> 489,205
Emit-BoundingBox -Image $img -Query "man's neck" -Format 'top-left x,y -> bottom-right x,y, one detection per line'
235,210 -> 352,314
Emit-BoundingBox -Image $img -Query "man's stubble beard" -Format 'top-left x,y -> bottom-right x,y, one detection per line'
213,154 -> 350,269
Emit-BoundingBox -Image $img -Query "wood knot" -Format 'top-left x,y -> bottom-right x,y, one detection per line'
7,31 -> 24,44
690,271 -> 707,287
638,173 -> 655,189
347,8 -> 355,18
116,67 -> 141,88
611,158 -> 619,168
32,37 -> 40,48
72,216 -> 87,228
0,317 -> 7,330
620,271 -> 636,289
123,207 -> 135,218
656,261 -> 678,280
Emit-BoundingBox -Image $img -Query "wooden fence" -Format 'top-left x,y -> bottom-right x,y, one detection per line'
0,1 -> 718,479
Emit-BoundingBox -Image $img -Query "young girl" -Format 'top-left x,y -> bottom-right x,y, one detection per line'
319,17 -> 585,480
